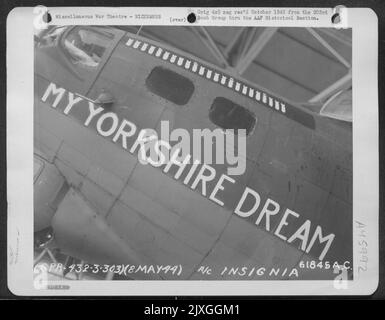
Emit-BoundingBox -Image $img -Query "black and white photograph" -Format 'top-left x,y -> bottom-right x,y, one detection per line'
5,6 -> 379,296
33,24 -> 353,281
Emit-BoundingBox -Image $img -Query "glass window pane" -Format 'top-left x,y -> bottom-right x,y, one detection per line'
63,27 -> 114,69
209,97 -> 256,135
39,26 -> 67,47
146,67 -> 194,105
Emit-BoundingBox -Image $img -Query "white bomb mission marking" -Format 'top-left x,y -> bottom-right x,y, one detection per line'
40,82 -> 335,260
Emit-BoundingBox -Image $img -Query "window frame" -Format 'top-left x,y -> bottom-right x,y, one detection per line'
319,89 -> 352,122
38,26 -> 67,48
209,97 -> 257,136
57,26 -> 125,94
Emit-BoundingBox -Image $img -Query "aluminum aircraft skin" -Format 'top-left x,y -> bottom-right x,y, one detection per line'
34,26 -> 352,280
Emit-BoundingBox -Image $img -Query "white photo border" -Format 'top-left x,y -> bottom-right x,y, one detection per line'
6,7 -> 379,295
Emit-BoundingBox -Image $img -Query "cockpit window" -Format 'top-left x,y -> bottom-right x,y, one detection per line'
39,26 -> 66,47
63,27 -> 114,69
320,89 -> 352,122
209,97 -> 256,135
146,67 -> 194,105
